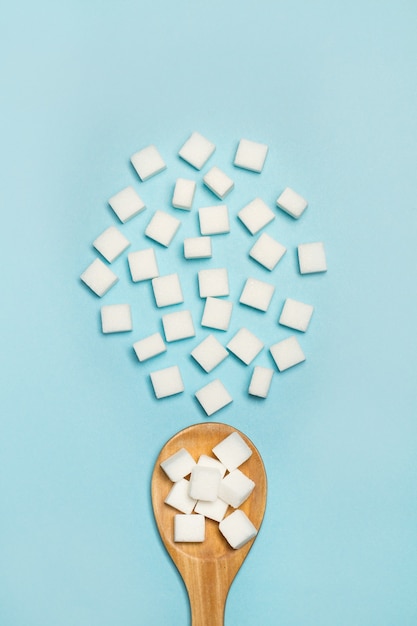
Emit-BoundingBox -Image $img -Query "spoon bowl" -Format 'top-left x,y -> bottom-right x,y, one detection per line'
151,422 -> 267,626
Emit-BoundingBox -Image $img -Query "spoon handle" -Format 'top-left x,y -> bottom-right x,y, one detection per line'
183,559 -> 230,626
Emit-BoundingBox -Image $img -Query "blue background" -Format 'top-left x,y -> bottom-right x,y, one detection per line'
1,1 -> 417,625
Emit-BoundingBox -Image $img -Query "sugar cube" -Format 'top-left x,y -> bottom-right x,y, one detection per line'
183,236 -> 212,260
239,277 -> 275,312
108,186 -> 146,223
160,447 -> 196,482
234,138 -> 268,173
237,198 -> 275,235
80,258 -> 118,297
212,431 -> 252,472
191,334 -> 229,373
178,131 -> 215,170
197,454 -> 226,478
128,248 -> 159,282
297,242 -> 327,274
248,366 -> 274,398
152,273 -> 183,307
198,268 -> 229,298
279,298 -> 314,332
150,365 -> 184,399
218,469 -> 255,508
162,310 -> 195,342
198,205 -> 230,235
172,178 -> 196,210
249,233 -> 286,271
195,379 -> 232,416
227,327 -> 264,365
201,297 -> 233,331
145,211 -> 181,247
270,336 -> 306,371
195,498 -> 229,523
203,166 -> 234,200
101,304 -> 132,333
189,465 -> 221,501
219,510 -> 258,549
174,514 -> 205,542
276,187 -> 308,219
133,332 -> 166,362
131,144 -> 166,181
164,478 -> 197,514
93,226 -> 130,263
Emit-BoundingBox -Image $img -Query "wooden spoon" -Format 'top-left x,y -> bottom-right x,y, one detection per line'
151,422 -> 267,626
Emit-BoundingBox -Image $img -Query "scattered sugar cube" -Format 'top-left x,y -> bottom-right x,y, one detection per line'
178,131 -> 215,170
162,310 -> 195,342
227,328 -> 264,365
189,465 -> 221,501
276,187 -> 308,219
237,198 -> 275,235
203,166 -> 234,200
80,258 -> 118,297
152,273 -> 183,307
219,510 -> 258,549
234,138 -> 268,173
297,242 -> 327,274
164,478 -> 197,514
239,277 -> 275,312
160,447 -> 196,482
279,298 -> 314,332
128,248 -> 159,282
198,205 -> 230,235
218,469 -> 255,508
195,379 -> 232,416
145,211 -> 181,247
174,514 -> 205,542
172,178 -> 196,210
248,366 -> 274,398
183,236 -> 212,259
131,144 -> 166,181
201,297 -> 233,331
108,186 -> 146,223
195,498 -> 229,522
270,336 -> 306,371
133,332 -> 166,362
150,364 -> 184,399
198,268 -> 229,298
212,431 -> 252,472
249,233 -> 286,271
197,454 -> 227,478
101,304 -> 132,333
191,334 -> 229,373
93,226 -> 130,263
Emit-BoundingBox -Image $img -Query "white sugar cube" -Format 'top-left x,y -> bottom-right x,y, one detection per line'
150,365 -> 184,399
218,469 -> 255,508
108,186 -> 146,223
198,268 -> 229,298
128,248 -> 159,282
174,514 -> 205,542
93,226 -> 130,263
239,277 -> 275,312
212,431 -> 252,472
297,242 -> 327,274
101,304 -> 132,333
189,465 -> 221,501
133,332 -> 166,362
183,236 -> 212,259
270,336 -> 306,371
164,478 -> 197,514
201,297 -> 233,331
248,366 -> 274,398
195,498 -> 229,523
276,187 -> 308,219
203,166 -> 234,200
162,310 -> 195,342
227,328 -> 264,365
160,447 -> 196,482
172,178 -> 196,210
237,198 -> 275,235
80,258 -> 118,297
191,334 -> 229,373
131,144 -> 166,181
197,454 -> 226,478
249,233 -> 287,271
279,298 -> 314,332
198,204 -> 230,235
178,131 -> 215,170
152,273 -> 183,307
219,510 -> 258,549
145,211 -> 181,247
234,138 -> 268,173
195,379 -> 232,416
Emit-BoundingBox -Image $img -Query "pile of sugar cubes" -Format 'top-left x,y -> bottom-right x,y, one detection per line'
161,431 -> 258,549
80,131 -> 327,415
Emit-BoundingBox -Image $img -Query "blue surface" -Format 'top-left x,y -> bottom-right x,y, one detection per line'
1,1 -> 417,625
